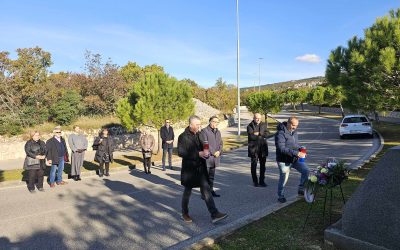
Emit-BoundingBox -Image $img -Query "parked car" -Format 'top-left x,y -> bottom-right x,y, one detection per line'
339,115 -> 373,139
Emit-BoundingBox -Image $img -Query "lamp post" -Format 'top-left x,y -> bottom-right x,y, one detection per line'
258,57 -> 263,92
236,0 -> 241,136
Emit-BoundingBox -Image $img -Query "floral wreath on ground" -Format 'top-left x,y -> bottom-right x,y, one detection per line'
304,158 -> 349,203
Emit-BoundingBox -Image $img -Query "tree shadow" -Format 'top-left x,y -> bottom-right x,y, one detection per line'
0,230 -> 68,249
0,170 -> 3,182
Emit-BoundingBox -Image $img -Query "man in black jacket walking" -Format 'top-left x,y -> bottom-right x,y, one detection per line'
247,113 -> 269,187
200,116 -> 223,197
275,116 -> 309,203
178,115 -> 227,224
160,119 -> 174,171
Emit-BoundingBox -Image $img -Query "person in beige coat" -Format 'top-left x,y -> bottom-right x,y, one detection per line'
140,129 -> 155,174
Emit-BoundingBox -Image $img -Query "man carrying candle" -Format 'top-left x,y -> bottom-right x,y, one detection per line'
178,115 -> 228,224
274,116 -> 309,203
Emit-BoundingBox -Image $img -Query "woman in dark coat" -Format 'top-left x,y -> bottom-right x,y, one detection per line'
93,128 -> 114,177
24,131 -> 47,193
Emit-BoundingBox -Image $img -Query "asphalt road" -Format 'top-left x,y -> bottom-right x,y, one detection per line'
0,112 -> 380,249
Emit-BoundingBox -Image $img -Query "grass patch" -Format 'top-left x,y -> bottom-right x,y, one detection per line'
22,115 -> 120,135
207,112 -> 400,250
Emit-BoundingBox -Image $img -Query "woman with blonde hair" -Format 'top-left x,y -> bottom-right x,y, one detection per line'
24,131 -> 47,193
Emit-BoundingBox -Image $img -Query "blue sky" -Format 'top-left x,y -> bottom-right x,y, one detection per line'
1,1 -> 399,88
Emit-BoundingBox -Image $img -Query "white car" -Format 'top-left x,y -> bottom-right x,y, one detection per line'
339,115 -> 373,139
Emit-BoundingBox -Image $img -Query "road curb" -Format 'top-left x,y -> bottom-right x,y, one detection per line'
167,195 -> 300,250
347,129 -> 384,170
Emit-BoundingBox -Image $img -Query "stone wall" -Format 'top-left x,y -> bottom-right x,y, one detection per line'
0,119 -> 229,161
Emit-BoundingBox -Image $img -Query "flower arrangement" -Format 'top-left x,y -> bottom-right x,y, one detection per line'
304,158 -> 349,203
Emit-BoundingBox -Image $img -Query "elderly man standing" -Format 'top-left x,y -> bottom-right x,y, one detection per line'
275,116 -> 309,203
247,113 -> 269,187
178,115 -> 228,224
200,116 -> 223,197
68,125 -> 88,181
46,126 -> 69,187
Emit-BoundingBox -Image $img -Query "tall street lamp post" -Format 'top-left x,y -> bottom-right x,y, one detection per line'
258,57 -> 263,92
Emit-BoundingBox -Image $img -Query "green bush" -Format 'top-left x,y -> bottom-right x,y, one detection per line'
0,116 -> 23,136
49,90 -> 82,125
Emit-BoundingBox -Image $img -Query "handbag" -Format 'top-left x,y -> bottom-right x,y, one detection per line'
64,154 -> 69,162
27,156 -> 40,166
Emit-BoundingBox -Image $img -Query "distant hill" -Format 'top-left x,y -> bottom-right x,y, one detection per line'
241,76 -> 325,92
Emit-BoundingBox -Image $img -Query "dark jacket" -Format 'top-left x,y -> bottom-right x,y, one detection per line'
24,139 -> 46,170
160,125 -> 174,149
247,121 -> 268,158
178,127 -> 208,188
93,136 -> 114,163
275,122 -> 300,163
200,125 -> 223,156
46,137 -> 69,165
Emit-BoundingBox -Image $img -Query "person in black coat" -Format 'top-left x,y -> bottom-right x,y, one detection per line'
93,128 -> 114,177
178,115 -> 227,224
160,119 -> 174,171
46,126 -> 69,187
247,113 -> 269,187
24,131 -> 47,193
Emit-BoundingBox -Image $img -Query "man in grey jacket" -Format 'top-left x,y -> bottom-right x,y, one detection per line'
200,116 -> 223,197
68,126 -> 88,181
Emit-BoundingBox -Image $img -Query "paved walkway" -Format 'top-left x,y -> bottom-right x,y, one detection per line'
0,112 -> 381,249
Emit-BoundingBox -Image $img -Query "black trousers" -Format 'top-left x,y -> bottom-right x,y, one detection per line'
251,153 -> 267,184
99,162 -> 110,174
27,168 -> 44,191
142,154 -> 152,172
182,175 -> 218,217
205,156 -> 220,191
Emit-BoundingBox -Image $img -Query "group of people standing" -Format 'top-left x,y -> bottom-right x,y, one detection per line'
23,112 -> 308,225
23,126 -> 114,192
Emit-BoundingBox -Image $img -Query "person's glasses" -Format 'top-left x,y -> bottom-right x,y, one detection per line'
212,121 -> 219,123
166,122 -> 170,123
55,132 -> 61,134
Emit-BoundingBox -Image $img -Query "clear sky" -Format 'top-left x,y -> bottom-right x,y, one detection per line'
1,1 -> 399,88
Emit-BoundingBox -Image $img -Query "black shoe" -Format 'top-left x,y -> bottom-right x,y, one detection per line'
182,213 -> 193,223
170,166 -> 173,170
105,172 -> 110,177
259,182 -> 267,187
298,190 -> 304,195
148,171 -> 151,174
211,191 -> 220,197
29,189 -> 36,193
99,173 -> 104,177
73,176 -> 78,181
77,175 -> 82,181
212,212 -> 228,223
253,182 -> 259,187
278,197 -> 287,203
38,188 -> 45,192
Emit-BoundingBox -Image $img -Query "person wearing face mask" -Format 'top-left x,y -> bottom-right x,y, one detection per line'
275,116 -> 309,203
46,126 -> 69,187
247,113 -> 269,187
178,115 -> 228,224
200,116 -> 223,197
24,131 -> 47,193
